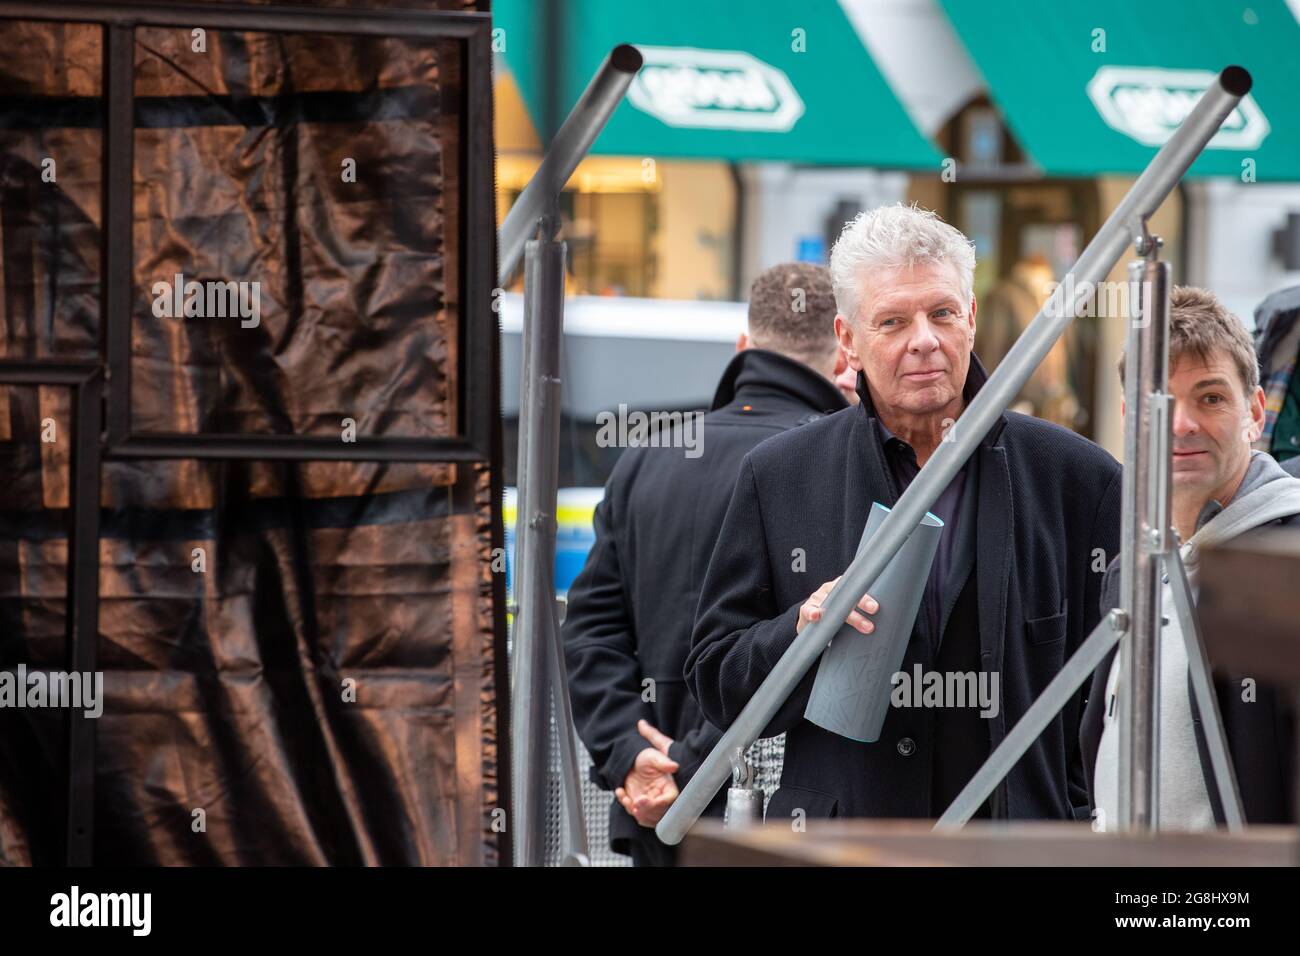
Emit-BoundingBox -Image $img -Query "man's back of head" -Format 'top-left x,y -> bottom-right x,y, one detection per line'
745,262 -> 842,381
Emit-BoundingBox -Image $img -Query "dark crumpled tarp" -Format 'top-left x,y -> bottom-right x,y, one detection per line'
0,0 -> 507,865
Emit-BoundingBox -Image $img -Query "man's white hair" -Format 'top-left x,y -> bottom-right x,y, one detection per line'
828,203 -> 976,323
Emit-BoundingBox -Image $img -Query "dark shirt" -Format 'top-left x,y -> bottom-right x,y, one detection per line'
876,419 -> 970,642
875,417 -> 986,817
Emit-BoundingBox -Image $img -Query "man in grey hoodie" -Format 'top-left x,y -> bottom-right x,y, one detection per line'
1081,286 -> 1300,829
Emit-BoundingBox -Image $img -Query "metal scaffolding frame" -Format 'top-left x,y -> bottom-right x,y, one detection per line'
506,46 -> 642,868
935,244 -> 1246,830
0,0 -> 502,865
656,66 -> 1256,847
7,1 -> 1261,865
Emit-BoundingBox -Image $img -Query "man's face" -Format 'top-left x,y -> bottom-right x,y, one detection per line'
834,260 -> 975,420
1166,349 -> 1265,506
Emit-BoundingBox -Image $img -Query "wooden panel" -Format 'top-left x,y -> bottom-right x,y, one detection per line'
681,820 -> 1299,867
1198,528 -> 1300,686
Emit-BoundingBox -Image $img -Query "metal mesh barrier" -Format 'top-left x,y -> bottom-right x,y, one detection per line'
540,693 -> 786,866
514,594 -> 786,865
543,700 -> 627,867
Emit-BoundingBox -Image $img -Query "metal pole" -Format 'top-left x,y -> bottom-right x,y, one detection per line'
546,598 -> 590,865
936,613 -> 1125,828
939,243 -> 1251,832
498,45 -> 642,281
1166,549 -> 1245,828
511,226 -> 566,866
505,45 -> 642,863
1117,252 -> 1172,830
656,66 -> 1251,847
939,213 -> 1260,836
510,217 -> 590,865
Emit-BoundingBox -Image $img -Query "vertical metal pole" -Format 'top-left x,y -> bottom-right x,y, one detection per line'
66,372 -> 103,865
1167,550 -> 1245,828
66,17 -> 130,867
510,232 -> 557,866
502,44 -> 642,866
1117,248 -> 1171,831
510,217 -> 588,864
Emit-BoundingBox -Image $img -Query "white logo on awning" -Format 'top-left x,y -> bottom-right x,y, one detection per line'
1087,66 -> 1269,149
626,46 -> 805,132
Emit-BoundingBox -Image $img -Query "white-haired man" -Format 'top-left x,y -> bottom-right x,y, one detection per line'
687,204 -> 1121,821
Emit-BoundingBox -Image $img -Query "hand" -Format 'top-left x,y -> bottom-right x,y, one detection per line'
796,575 -> 879,635
615,719 -> 680,827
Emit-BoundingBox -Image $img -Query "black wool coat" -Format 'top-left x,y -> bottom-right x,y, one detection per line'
686,358 -> 1122,822
562,348 -> 848,858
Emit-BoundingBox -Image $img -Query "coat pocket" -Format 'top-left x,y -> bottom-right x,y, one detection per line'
1025,608 -> 1068,646
764,784 -> 839,824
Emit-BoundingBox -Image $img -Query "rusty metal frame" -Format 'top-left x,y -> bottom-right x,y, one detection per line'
0,0 -> 505,865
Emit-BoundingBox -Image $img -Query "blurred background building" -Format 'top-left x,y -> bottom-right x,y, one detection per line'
491,0 -> 1300,867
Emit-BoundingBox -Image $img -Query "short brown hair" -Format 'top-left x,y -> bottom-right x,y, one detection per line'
747,262 -> 840,364
1117,285 -> 1258,394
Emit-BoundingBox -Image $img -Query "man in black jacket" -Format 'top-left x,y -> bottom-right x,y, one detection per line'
1080,286 -> 1299,827
687,203 -> 1121,823
562,263 -> 850,866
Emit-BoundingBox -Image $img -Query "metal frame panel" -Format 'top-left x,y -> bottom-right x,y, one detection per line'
0,365 -> 102,865
0,0 -> 496,463
0,0 -> 502,864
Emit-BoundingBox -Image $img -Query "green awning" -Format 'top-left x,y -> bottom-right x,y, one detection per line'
493,0 -> 941,167
939,0 -> 1300,180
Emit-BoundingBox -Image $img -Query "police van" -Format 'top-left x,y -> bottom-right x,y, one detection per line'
500,291 -> 747,596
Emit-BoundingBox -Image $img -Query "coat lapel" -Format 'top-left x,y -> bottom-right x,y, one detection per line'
975,445 -> 1012,705
974,442 -> 1012,818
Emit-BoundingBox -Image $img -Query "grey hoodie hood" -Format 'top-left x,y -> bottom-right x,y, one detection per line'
1182,450 -> 1300,583
1100,451 -> 1300,609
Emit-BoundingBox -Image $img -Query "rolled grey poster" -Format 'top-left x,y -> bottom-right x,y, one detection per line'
803,502 -> 943,743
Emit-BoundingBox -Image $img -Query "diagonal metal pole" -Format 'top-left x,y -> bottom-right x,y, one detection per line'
657,65 -> 1252,848
498,44 -> 642,281
1167,549 -> 1246,828
934,529 -> 1249,831
935,613 -> 1126,828
546,593 -> 590,865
